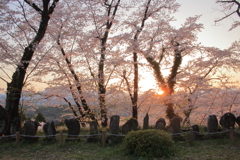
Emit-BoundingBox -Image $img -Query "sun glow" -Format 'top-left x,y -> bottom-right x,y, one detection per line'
157,90 -> 164,95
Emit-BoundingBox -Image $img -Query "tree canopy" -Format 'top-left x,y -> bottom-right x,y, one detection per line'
0,0 -> 240,128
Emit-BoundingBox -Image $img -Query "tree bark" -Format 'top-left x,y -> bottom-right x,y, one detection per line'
132,52 -> 138,119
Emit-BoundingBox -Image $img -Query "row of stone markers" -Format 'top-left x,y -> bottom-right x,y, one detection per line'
1,111 -> 240,143
208,112 -> 240,131
0,115 -> 123,142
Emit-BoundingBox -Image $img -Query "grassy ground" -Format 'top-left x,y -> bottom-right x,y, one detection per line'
1,136 -> 240,160
1,127 -> 240,160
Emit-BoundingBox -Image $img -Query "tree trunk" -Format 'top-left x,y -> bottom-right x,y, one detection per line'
165,103 -> 178,120
97,0 -> 121,127
130,0 -> 153,119
98,48 -> 108,127
132,52 -> 138,119
144,40 -> 183,120
5,0 -> 59,134
122,70 -> 137,119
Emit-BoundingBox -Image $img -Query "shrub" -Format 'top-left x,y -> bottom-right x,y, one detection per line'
35,112 -> 46,123
122,129 -> 175,158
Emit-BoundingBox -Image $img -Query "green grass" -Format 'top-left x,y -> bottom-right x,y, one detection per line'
1,126 -> 240,160
1,136 -> 240,160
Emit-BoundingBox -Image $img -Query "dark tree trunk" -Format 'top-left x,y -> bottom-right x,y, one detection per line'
144,40 -> 184,120
122,70 -> 137,119
98,0 -> 121,127
130,0 -> 153,120
98,50 -> 108,127
132,52 -> 138,119
165,42 -> 183,120
166,103 -> 178,120
5,0 -> 59,134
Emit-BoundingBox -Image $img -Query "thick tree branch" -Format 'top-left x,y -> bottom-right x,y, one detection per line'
215,11 -> 237,22
53,58 -> 85,119
24,46 -> 53,86
216,0 -> 240,23
0,67 -> 11,81
62,97 -> 78,117
0,77 -> 8,83
24,0 -> 43,14
49,0 -> 59,14
122,70 -> 134,105
56,26 -> 96,121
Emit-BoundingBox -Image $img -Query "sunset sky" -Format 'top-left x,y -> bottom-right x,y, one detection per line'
0,0 -> 240,93
140,0 -> 240,91
174,0 -> 240,50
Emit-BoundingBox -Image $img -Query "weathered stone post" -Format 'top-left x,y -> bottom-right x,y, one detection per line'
230,127 -> 234,145
59,131 -> 63,145
102,130 -> 106,147
87,120 -> 99,142
155,118 -> 166,130
64,118 -> 80,141
220,112 -> 236,129
43,121 -> 57,141
170,116 -> 184,141
190,128 -> 194,146
207,115 -> 219,139
143,113 -> 149,130
110,115 -> 120,134
207,115 -> 218,133
107,115 -> 123,144
16,131 -> 20,146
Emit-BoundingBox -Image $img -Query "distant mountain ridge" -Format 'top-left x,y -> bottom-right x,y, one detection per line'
0,92 -> 76,106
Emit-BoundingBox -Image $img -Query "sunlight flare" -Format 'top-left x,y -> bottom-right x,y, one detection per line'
157,90 -> 164,95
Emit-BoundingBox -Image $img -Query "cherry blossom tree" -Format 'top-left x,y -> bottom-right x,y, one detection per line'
2,0 -> 240,131
31,0 -> 128,127
172,45 -> 240,125
121,0 -> 180,119
0,0 -> 59,134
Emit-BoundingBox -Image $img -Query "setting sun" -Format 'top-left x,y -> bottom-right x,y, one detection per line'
157,90 -> 164,95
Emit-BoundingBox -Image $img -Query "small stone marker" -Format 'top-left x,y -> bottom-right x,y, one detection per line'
107,115 -> 123,144
170,116 -> 184,141
87,120 -> 99,142
64,118 -> 80,141
89,120 -> 98,135
122,118 -> 138,135
192,125 -> 199,133
23,121 -> 40,141
192,124 -> 204,140
170,116 -> 181,133
207,115 -> 218,133
155,118 -> 166,130
143,113 -> 149,130
220,112 -> 236,129
43,121 -> 57,141
207,115 -> 219,139
110,115 -> 120,134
